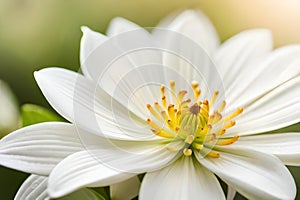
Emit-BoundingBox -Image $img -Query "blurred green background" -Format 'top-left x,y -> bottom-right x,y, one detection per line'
0,0 -> 300,199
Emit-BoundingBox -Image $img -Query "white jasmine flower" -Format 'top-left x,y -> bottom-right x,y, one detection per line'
1,10 -> 300,200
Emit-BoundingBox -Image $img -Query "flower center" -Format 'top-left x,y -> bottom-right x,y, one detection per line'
146,80 -> 243,158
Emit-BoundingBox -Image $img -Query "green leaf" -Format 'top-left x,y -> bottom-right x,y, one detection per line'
21,104 -> 65,127
92,187 -> 111,200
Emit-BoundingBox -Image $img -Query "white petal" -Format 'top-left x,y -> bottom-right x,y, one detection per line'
227,75 -> 300,136
48,138 -> 179,198
140,157 -> 225,200
34,67 -> 154,140
15,175 -> 48,200
234,133 -> 300,166
225,45 -> 300,110
107,17 -> 142,36
153,11 -> 224,100
0,122 -> 83,175
157,10 -> 219,54
80,26 -> 107,78
150,32 -> 224,103
110,176 -> 140,200
48,150 -> 136,198
214,29 -> 272,103
82,140 -> 179,174
82,27 -> 164,118
82,18 -> 162,91
96,51 -> 164,118
197,147 -> 296,200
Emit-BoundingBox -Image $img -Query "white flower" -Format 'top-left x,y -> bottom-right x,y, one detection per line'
1,10 -> 300,200
0,80 -> 20,137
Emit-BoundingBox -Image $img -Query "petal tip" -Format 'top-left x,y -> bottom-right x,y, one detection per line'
242,28 -> 273,42
109,17 -> 128,25
33,68 -> 51,80
80,26 -> 92,34
80,26 -> 88,33
47,187 -> 64,199
33,70 -> 44,83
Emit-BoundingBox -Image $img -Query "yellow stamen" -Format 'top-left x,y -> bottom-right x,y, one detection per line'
147,118 -> 161,130
194,88 -> 201,102
217,136 -> 239,145
161,111 -> 169,121
166,141 -> 182,152
216,128 -> 226,136
185,135 -> 195,144
170,80 -> 176,93
209,111 -> 222,124
223,121 -> 236,129
167,119 -> 175,130
160,85 -> 165,97
176,90 -> 187,107
162,96 -> 167,109
151,129 -> 174,138
209,90 -> 219,107
147,119 -> 174,138
166,146 -> 177,152
200,147 -> 220,158
199,102 -> 209,128
183,148 -> 193,156
180,99 -> 191,111
192,81 -> 201,101
225,108 -> 243,121
204,133 -> 216,143
218,100 -> 226,113
200,100 -> 209,116
197,123 -> 212,138
168,104 -> 176,122
147,80 -> 242,160
207,151 -> 220,158
154,102 -> 162,113
170,80 -> 177,103
191,81 -> 199,89
147,104 -> 162,121
175,111 -> 181,124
